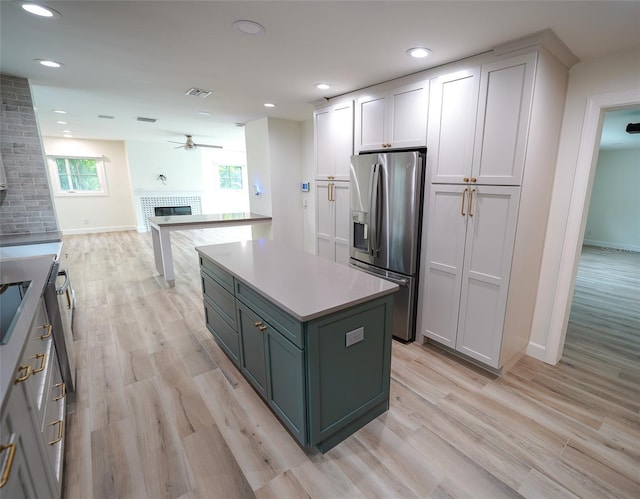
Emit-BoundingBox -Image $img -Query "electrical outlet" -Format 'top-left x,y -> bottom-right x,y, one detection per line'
345,327 -> 364,347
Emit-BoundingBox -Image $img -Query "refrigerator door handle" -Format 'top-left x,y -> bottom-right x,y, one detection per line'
369,164 -> 383,258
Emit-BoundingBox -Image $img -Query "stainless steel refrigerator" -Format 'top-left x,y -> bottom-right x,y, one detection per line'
349,148 -> 426,341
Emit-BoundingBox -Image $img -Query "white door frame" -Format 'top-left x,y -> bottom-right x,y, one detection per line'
544,88 -> 640,364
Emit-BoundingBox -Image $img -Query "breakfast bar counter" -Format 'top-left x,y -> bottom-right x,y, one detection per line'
195,239 -> 398,451
149,212 -> 271,286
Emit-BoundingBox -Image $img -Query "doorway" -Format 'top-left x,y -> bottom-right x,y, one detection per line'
563,108 -> 640,372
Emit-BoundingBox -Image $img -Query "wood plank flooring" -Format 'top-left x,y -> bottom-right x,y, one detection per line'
60,233 -> 640,498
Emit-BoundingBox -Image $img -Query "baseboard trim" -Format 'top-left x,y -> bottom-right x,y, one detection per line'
583,240 -> 640,254
61,225 -> 136,235
526,341 -> 546,362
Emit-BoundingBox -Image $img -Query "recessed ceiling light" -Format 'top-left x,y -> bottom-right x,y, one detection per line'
62,129 -> 71,133
35,59 -> 63,68
19,2 -> 61,18
406,47 -> 431,58
316,83 -> 331,90
53,109 -> 66,114
56,120 -> 67,124
264,103 -> 276,108
63,134 -> 73,138
197,111 -> 211,116
233,20 -> 266,36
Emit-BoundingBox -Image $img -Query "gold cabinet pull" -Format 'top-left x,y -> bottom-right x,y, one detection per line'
461,188 -> 468,216
39,323 -> 53,339
65,289 -> 72,309
0,443 -> 16,488
254,321 -> 263,327
48,420 -> 64,446
470,177 -> 477,183
463,177 -> 470,183
258,324 -> 267,332
32,353 -> 46,374
53,382 -> 66,401
469,188 -> 476,217
253,321 -> 267,332
14,365 -> 31,384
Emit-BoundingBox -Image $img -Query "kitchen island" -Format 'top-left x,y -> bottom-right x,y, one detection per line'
195,239 -> 398,452
149,212 -> 271,286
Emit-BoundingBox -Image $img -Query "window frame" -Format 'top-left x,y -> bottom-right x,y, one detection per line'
218,164 -> 244,191
47,155 -> 108,196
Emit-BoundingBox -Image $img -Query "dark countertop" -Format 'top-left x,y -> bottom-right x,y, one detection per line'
0,231 -> 62,247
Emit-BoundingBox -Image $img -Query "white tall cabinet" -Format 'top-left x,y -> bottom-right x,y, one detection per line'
314,100 -> 353,265
419,44 -> 572,371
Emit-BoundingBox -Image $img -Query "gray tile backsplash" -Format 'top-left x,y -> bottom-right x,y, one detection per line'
0,74 -> 59,235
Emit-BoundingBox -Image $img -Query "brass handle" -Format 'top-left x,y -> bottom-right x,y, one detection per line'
253,321 -> 267,332
469,188 -> 476,217
461,188 -> 468,216
330,182 -> 334,202
48,420 -> 64,446
327,176 -> 334,180
32,353 -> 46,374
463,177 -> 470,183
254,321 -> 263,327
65,288 -> 72,309
327,183 -> 331,202
470,177 -> 477,183
258,325 -> 267,332
39,323 -> 53,339
53,382 -> 66,401
0,443 -> 16,488
14,365 -> 31,384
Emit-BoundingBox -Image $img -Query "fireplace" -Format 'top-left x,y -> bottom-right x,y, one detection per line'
154,206 -> 192,216
136,195 -> 203,232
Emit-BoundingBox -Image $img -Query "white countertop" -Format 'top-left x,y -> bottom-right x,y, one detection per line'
195,239 -> 398,322
149,212 -> 271,228
0,241 -> 62,260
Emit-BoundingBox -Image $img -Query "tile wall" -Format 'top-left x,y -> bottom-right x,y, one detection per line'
0,74 -> 58,235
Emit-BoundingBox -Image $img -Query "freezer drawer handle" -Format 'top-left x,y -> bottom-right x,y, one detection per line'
0,442 -> 16,489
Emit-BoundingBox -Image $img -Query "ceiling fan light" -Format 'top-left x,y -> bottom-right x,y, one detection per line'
233,20 -> 265,36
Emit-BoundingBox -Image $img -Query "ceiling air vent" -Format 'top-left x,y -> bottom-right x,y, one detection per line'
185,87 -> 212,98
136,116 -> 157,123
98,114 -> 114,119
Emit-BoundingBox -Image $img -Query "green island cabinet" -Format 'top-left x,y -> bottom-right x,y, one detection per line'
196,239 -> 397,452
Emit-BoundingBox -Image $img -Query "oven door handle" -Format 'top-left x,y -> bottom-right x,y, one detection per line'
56,269 -> 70,295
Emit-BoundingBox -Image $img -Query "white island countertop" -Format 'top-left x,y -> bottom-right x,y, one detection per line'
195,239 -> 398,322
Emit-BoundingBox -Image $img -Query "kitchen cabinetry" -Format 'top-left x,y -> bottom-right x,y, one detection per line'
354,80 -> 428,152
314,100 -> 353,181
429,53 -> 535,185
421,184 -> 520,367
420,44 -> 571,370
197,240 -> 395,452
316,179 -> 349,265
1,298 -> 66,498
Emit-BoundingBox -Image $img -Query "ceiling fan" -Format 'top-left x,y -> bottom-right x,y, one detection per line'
168,134 -> 222,150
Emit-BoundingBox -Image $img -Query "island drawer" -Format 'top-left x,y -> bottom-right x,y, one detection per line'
200,257 -> 235,294
204,296 -> 241,366
201,270 -> 236,329
235,281 -> 304,349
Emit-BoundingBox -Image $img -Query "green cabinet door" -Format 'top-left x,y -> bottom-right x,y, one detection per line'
265,328 -> 306,445
237,302 -> 267,398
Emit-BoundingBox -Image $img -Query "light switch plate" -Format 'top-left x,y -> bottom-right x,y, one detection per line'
345,327 -> 364,347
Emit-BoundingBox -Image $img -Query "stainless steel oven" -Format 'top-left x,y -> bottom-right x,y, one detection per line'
43,260 -> 75,392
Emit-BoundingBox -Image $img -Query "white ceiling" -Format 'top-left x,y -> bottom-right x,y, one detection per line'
1,1 -> 639,152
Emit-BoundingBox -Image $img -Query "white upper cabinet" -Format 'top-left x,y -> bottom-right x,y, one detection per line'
355,80 -> 428,152
314,100 -> 354,181
428,68 -> 480,184
429,53 -> 536,186
472,53 -> 536,185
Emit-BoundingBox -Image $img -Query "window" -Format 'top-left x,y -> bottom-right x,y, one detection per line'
48,156 -> 108,196
218,165 -> 243,190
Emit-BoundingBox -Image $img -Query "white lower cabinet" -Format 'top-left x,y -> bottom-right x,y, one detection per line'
420,183 -> 520,368
316,180 -> 350,265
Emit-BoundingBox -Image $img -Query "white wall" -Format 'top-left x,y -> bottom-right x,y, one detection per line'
584,149 -> 640,252
529,45 -> 640,361
245,117 -> 307,248
301,118 -> 316,254
43,137 -> 136,234
126,140 -> 203,192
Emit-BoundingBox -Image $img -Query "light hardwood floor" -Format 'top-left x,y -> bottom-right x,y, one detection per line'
60,232 -> 640,498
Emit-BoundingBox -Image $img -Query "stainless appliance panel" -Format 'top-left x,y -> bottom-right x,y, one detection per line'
349,259 -> 416,342
349,150 -> 425,276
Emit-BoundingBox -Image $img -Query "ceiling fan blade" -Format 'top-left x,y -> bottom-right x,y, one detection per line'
194,143 -> 223,149
168,140 -> 184,144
